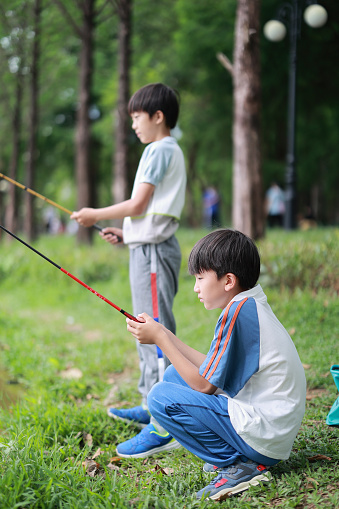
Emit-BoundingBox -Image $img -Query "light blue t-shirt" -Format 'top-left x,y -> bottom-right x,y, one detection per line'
123,136 -> 186,247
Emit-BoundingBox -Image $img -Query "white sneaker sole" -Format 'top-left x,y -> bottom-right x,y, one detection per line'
116,439 -> 182,459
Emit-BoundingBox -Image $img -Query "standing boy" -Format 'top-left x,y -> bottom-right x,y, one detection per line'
71,83 -> 186,457
126,229 -> 306,500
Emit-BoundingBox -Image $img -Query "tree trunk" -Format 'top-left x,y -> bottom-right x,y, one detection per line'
112,0 -> 131,211
232,0 -> 264,240
24,0 -> 41,241
186,142 -> 201,228
75,0 -> 95,244
5,77 -> 23,237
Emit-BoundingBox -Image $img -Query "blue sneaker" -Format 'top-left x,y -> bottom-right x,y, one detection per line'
107,405 -> 150,429
196,460 -> 270,500
203,463 -> 220,473
116,423 -> 181,458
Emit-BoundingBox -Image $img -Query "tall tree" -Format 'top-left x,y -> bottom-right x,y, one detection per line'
53,0 -> 110,244
232,0 -> 264,239
111,0 -> 131,209
4,71 -> 24,236
24,0 -> 41,241
0,2 -> 28,236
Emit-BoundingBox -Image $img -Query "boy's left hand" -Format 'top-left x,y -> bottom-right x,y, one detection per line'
126,313 -> 164,345
99,227 -> 123,244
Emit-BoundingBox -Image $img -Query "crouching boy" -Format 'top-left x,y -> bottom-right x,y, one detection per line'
126,229 -> 306,500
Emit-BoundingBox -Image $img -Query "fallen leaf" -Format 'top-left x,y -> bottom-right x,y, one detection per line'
153,464 -> 173,476
289,328 -> 296,335
303,363 -> 311,370
82,458 -> 106,478
305,476 -> 319,486
110,456 -> 122,464
82,458 -> 100,469
92,447 -> 104,459
60,367 -> 83,380
86,393 -> 100,400
81,431 -> 93,448
162,467 -> 174,475
107,462 -> 120,471
308,454 -> 332,462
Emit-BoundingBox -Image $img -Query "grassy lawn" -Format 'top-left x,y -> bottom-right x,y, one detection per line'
0,227 -> 338,508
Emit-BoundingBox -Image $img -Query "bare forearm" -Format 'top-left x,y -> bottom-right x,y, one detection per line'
126,314 -> 215,394
157,331 -> 214,394
163,328 -> 207,368
94,200 -> 141,221
71,183 -> 154,226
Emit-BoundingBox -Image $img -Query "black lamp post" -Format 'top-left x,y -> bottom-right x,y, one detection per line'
264,2 -> 328,230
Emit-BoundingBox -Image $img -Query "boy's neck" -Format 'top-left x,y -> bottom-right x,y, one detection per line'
153,126 -> 171,141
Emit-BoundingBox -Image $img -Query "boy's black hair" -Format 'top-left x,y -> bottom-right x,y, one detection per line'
188,229 -> 260,290
128,83 -> 179,129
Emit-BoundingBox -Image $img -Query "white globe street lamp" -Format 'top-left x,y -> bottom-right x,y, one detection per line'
263,20 -> 287,42
263,1 -> 327,229
304,4 -> 328,28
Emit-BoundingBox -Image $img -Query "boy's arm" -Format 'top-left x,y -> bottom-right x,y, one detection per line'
162,328 -> 207,368
127,314 -> 216,395
70,183 -> 154,227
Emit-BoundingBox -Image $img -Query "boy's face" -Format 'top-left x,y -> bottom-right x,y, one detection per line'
193,270 -> 230,311
130,111 -> 163,144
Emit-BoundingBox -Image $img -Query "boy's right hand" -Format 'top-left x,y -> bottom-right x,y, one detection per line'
99,227 -> 123,245
126,313 -> 166,346
71,207 -> 97,227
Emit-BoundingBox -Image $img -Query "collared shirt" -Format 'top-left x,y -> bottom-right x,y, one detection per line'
199,285 -> 306,459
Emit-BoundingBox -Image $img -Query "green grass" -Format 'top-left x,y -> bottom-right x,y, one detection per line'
0,227 -> 338,508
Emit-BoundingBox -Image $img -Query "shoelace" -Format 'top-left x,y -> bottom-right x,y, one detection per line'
224,466 -> 239,475
210,465 -> 240,486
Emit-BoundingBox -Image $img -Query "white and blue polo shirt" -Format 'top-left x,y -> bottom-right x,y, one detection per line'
199,285 -> 306,460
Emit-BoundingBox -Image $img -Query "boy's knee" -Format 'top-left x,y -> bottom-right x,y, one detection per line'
147,381 -> 163,414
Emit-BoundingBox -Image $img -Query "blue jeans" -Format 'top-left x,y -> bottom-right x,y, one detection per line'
148,365 -> 280,468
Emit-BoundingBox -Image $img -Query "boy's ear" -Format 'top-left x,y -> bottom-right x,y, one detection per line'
224,273 -> 237,291
154,110 -> 165,124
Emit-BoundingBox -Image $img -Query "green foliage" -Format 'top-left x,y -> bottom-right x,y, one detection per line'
1,0 -> 338,226
258,228 -> 339,293
0,228 -> 338,507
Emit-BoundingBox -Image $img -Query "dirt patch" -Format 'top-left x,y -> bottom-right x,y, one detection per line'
306,388 -> 328,401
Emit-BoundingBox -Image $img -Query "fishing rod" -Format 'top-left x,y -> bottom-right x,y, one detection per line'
0,224 -> 138,322
0,172 -> 122,241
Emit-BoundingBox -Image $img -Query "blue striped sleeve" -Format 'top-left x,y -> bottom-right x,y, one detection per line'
199,298 -> 260,396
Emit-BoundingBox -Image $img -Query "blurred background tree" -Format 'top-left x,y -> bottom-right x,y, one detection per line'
0,0 -> 337,243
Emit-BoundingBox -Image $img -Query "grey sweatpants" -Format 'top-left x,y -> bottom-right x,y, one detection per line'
129,235 -> 181,407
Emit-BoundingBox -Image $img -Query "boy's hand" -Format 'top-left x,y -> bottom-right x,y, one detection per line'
99,227 -> 123,244
71,208 -> 97,227
126,313 -> 165,345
